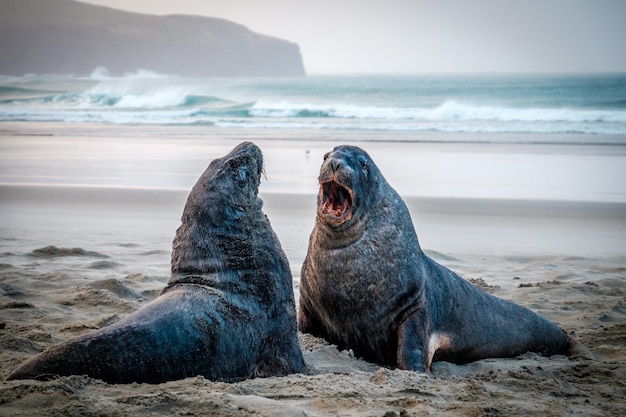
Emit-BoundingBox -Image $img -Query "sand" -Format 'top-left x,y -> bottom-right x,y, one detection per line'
1,129 -> 626,416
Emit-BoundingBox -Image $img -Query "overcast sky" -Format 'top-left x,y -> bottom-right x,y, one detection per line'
79,0 -> 626,74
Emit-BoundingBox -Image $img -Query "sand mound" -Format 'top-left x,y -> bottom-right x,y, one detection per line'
29,246 -> 108,259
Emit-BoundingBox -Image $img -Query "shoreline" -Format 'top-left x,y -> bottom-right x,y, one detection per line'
3,182 -> 626,260
2,120 -> 626,143
4,181 -> 626,213
3,125 -> 626,203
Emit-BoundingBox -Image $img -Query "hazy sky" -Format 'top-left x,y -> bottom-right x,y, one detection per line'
79,0 -> 626,74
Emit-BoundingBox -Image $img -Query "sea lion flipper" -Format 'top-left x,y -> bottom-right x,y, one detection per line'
396,310 -> 430,372
296,298 -> 319,335
566,335 -> 595,360
254,352 -> 303,378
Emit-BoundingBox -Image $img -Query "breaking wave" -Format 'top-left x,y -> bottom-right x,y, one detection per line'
1,71 -> 626,135
249,100 -> 626,124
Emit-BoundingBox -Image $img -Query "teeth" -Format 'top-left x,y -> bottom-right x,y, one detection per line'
319,180 -> 351,219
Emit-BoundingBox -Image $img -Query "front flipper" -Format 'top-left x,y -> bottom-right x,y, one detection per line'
297,304 -> 314,333
397,309 -> 454,373
396,310 -> 430,372
297,301 -> 326,338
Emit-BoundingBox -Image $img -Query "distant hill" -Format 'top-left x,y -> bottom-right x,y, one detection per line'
0,0 -> 306,77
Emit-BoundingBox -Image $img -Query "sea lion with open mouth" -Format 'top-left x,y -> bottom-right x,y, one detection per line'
298,144 -> 584,372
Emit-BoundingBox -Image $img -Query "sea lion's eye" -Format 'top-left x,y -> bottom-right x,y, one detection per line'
359,159 -> 368,170
323,152 -> 330,161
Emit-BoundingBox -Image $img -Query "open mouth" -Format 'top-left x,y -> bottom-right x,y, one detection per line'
317,180 -> 353,224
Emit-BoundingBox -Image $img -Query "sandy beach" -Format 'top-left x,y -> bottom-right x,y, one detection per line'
1,125 -> 626,416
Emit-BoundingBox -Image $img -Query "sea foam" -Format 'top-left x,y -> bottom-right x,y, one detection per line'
249,100 -> 626,124
1,73 -> 626,137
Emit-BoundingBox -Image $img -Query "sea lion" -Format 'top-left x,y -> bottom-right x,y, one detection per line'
298,145 -> 582,372
7,142 -> 305,384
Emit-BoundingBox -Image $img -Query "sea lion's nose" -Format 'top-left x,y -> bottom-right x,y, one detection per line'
329,159 -> 341,172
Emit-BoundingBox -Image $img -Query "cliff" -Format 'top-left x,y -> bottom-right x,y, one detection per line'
0,0 -> 306,77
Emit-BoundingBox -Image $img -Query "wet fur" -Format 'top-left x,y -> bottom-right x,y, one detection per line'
7,142 -> 304,384
299,145 -> 578,372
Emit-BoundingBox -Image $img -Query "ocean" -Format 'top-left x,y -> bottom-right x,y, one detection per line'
1,69 -> 626,141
